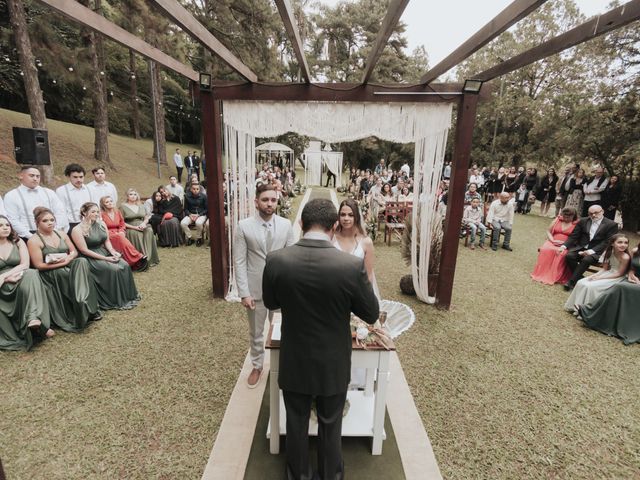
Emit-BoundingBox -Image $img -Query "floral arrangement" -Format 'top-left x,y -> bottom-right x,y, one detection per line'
279,198 -> 292,218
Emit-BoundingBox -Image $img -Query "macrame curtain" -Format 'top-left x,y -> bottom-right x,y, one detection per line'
222,100 -> 453,303
304,152 -> 323,186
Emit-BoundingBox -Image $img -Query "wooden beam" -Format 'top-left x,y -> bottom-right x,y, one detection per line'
210,82 -> 471,103
35,0 -> 198,81
436,93 -> 480,310
475,0 -> 640,82
149,0 -> 258,82
420,0 -> 548,84
274,0 -> 311,83
201,91 -> 228,297
361,0 -> 410,84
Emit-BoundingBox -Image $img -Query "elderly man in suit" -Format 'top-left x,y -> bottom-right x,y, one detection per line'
263,198 -> 379,480
559,204 -> 618,290
234,183 -> 294,388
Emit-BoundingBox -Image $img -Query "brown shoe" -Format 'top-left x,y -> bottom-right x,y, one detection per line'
247,368 -> 263,389
479,244 -> 486,250
469,244 -> 475,250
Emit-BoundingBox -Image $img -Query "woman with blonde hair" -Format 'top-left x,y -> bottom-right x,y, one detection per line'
28,207 -> 101,331
120,188 -> 159,266
71,203 -> 140,310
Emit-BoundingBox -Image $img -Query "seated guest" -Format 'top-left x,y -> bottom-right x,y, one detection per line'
99,196 -> 147,271
397,186 -> 413,203
463,183 -> 482,206
0,214 -> 54,351
486,192 -> 514,251
564,233 -> 630,313
148,190 -> 164,234
56,163 -> 93,233
87,166 -> 118,205
71,203 -> 140,310
531,207 -> 578,285
559,204 -> 618,290
181,184 -> 208,246
462,198 -> 486,250
580,242 -> 640,344
156,187 -> 184,248
4,166 -> 68,241
120,189 -> 159,267
165,175 -> 184,202
27,207 -> 101,332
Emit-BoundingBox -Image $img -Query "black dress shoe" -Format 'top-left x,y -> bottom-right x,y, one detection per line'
501,245 -> 513,251
186,238 -> 194,246
491,245 -> 498,251
195,239 -> 203,247
89,310 -> 104,321
563,282 -> 574,291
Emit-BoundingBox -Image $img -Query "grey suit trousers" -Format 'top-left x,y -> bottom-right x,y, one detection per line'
247,300 -> 272,369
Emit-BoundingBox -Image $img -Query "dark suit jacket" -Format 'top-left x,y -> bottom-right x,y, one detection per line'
262,238 -> 379,396
563,216 -> 618,255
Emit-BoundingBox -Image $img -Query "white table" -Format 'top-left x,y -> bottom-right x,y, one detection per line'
266,324 -> 393,455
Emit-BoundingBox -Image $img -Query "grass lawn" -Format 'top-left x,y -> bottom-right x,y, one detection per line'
1,109 -> 639,479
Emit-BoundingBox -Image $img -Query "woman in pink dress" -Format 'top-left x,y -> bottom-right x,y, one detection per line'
99,196 -> 148,271
531,207 -> 578,285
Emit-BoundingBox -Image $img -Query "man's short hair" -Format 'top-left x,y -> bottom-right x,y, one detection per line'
20,165 -> 39,172
256,183 -> 277,197
91,166 -> 105,174
169,175 -> 177,180
64,163 -> 85,176
301,199 -> 338,233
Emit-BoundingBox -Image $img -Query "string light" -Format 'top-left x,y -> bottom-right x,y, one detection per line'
52,79 -> 57,84
68,66 -> 74,72
100,71 -> 105,76
19,71 -> 24,76
3,55 -> 10,62
82,86 -> 87,90
35,59 -> 42,67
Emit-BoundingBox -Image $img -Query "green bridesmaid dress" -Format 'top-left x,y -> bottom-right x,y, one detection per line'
83,222 -> 140,310
37,232 -> 99,332
120,203 -> 159,266
0,243 -> 52,351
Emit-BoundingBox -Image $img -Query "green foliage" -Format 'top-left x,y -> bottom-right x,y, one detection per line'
621,178 -> 640,232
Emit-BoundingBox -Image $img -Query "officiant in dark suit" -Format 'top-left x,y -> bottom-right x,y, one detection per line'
560,204 -> 618,290
262,198 -> 379,480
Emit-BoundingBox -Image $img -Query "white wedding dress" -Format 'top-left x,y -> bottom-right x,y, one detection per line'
333,237 -> 381,299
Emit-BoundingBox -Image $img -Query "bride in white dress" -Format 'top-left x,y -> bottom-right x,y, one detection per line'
333,198 -> 380,298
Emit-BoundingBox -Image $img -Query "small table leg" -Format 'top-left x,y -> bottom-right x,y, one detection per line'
269,350 -> 280,454
371,351 -> 390,455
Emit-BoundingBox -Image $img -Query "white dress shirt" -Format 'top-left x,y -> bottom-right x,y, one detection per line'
469,174 -> 485,187
486,199 -> 515,226
173,153 -> 183,168
589,219 -> 602,241
87,180 -> 118,204
56,182 -> 93,224
583,176 -> 608,201
166,183 -> 185,201
4,185 -> 69,238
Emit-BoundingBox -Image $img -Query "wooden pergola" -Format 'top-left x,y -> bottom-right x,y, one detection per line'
35,0 -> 640,308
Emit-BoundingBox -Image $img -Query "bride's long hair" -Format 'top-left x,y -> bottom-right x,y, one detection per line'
337,199 -> 365,236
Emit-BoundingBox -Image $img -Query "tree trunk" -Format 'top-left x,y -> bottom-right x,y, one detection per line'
7,0 -> 54,185
129,49 -> 140,139
82,0 -> 113,168
149,61 -> 167,165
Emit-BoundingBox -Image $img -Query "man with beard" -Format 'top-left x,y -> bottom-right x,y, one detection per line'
234,183 -> 294,388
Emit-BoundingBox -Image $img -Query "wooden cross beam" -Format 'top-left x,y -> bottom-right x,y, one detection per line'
35,0 -> 198,81
361,0 -> 410,84
274,0 -> 311,83
475,0 -> 640,81
149,0 -> 258,82
420,0 -> 548,84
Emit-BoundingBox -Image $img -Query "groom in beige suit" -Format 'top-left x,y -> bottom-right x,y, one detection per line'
234,183 -> 295,387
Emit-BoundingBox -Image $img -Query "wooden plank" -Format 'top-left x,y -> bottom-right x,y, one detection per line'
274,0 -> 311,83
201,92 -> 228,297
149,0 -> 257,82
475,0 -> 640,81
436,93 -> 479,310
361,0 -> 410,84
35,0 -> 198,81
210,82 -> 468,103
420,0 -> 548,84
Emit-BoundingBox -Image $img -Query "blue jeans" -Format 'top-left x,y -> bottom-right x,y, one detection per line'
491,220 -> 512,248
468,223 -> 486,245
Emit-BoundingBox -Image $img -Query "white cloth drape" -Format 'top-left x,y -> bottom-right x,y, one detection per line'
322,152 -> 343,187
222,100 -> 453,304
304,152 -> 323,186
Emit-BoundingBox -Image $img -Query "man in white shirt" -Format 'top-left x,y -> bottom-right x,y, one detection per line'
173,148 -> 184,183
87,166 -> 118,205
486,192 -> 515,251
400,162 -> 410,179
56,163 -> 93,232
165,175 -> 185,201
4,166 -> 69,240
582,166 -> 608,216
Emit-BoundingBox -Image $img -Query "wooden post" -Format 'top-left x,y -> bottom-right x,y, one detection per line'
436,93 -> 479,309
200,88 -> 228,297
0,456 -> 6,480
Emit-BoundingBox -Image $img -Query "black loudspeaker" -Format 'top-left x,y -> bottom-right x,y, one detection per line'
12,127 -> 51,165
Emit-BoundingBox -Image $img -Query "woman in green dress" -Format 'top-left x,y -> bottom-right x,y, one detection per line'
0,215 -> 54,351
27,207 -> 101,332
70,203 -> 140,311
580,244 -> 640,344
120,188 -> 159,266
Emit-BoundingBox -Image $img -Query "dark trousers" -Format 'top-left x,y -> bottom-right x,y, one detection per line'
325,171 -> 336,188
604,208 -> 616,221
176,166 -> 183,183
283,390 -> 346,480
566,250 -> 599,285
